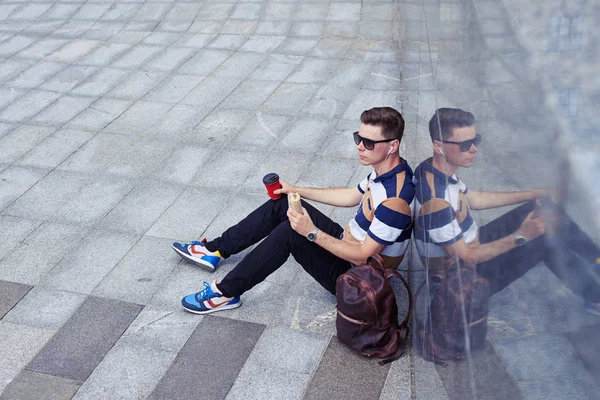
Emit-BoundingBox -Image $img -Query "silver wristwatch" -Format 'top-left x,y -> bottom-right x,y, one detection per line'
307,227 -> 320,242
513,233 -> 527,246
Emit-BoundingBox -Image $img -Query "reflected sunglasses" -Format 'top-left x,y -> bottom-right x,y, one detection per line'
443,134 -> 482,152
353,131 -> 396,150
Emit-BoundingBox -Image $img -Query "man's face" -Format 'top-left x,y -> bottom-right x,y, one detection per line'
355,123 -> 394,167
441,125 -> 478,168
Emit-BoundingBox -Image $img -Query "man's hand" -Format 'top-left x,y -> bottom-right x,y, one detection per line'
516,211 -> 545,241
274,179 -> 297,196
287,207 -> 315,237
531,188 -> 561,204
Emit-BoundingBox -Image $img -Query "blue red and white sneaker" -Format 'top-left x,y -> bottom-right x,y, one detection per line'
172,239 -> 222,271
181,281 -> 241,315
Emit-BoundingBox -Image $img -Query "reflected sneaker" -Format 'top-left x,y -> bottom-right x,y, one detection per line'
181,281 -> 241,315
172,239 -> 221,271
585,302 -> 600,317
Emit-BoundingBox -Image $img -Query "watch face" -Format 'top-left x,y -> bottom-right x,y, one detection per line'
308,233 -> 316,241
516,237 -> 526,246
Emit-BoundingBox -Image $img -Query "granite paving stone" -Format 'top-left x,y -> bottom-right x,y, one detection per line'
188,20 -> 224,34
256,21 -> 292,35
303,337 -> 391,400
69,67 -> 131,97
379,347 -> 413,400
189,108 -> 254,145
275,37 -> 319,56
145,104 -> 208,140
0,60 -> 36,84
3,287 -> 87,330
0,281 -> 32,320
290,21 -> 325,37
50,175 -> 134,226
226,365 -> 311,400
144,46 -> 197,72
46,40 -> 103,63
25,296 -> 143,383
41,3 -> 81,20
0,371 -> 81,400
144,32 -> 182,46
111,44 -> 165,69
119,306 -> 202,353
173,33 -> 216,48
6,62 -> 66,90
148,316 -> 265,400
177,48 -> 231,75
0,166 -> 48,212
37,65 -> 100,93
3,169 -> 91,220
147,186 -> 234,240
342,89 -> 401,119
240,35 -> 287,54
165,2 -> 203,21
294,3 -> 329,21
264,2 -> 296,20
15,128 -> 93,169
0,216 -> 40,262
57,132 -> 132,174
78,42 -> 133,66
261,82 -> 320,115
195,3 -> 235,21
96,178 -> 183,235
220,79 -> 281,110
106,70 -> 169,100
493,334 -> 590,381
0,124 -> 56,165
30,95 -> 98,126
179,75 -> 242,110
435,341 -> 522,400
143,73 -> 205,104
207,33 -> 250,50
0,35 -> 37,58
93,236 -> 181,305
229,112 -> 291,149
158,19 -> 194,33
64,97 -> 132,132
103,101 -> 173,136
105,138 -> 177,178
250,53 -> 304,81
0,87 -> 25,112
151,145 -> 213,185
0,222 -> 88,285
241,149 -> 311,194
276,116 -> 336,153
0,89 -> 62,122
133,3 -> 171,21
0,322 -> 55,394
190,148 -> 261,188
566,324 -> 600,387
517,376 -> 597,400
72,343 -> 176,400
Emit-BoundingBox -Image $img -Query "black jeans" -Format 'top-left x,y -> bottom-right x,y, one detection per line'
205,197 -> 351,297
476,201 -> 600,302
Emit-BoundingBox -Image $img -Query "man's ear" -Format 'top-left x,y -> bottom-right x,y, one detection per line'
433,140 -> 443,154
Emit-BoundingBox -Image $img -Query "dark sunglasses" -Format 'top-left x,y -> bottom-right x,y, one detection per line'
353,131 -> 396,150
443,134 -> 482,152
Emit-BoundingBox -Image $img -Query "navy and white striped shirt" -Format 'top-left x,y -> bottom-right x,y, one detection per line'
413,158 -> 478,262
343,160 -> 415,269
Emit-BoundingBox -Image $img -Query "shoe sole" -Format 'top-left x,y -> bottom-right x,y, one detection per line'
182,300 -> 242,315
172,244 -> 216,272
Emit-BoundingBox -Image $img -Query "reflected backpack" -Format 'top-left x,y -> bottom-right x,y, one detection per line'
335,254 -> 413,365
415,265 -> 490,364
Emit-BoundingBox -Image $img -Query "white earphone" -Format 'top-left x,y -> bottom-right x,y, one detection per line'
388,147 -> 393,155
439,148 -> 445,156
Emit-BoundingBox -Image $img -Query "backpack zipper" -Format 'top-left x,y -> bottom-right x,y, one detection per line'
336,307 -> 369,326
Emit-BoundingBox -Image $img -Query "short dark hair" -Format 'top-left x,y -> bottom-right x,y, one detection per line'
428,108 -> 475,141
360,107 -> 405,141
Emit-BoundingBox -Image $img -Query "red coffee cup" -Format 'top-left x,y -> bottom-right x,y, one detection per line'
263,173 -> 282,200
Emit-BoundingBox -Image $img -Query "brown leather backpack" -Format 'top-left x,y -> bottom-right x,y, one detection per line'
335,255 -> 413,365
414,265 -> 489,364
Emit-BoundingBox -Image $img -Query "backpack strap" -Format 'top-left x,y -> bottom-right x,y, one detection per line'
378,269 -> 414,365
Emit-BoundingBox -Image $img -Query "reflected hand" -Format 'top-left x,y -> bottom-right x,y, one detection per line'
274,179 -> 297,196
287,207 -> 314,237
531,188 -> 561,204
517,211 -> 545,241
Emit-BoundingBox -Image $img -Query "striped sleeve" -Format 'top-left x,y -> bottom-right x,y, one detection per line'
416,198 -> 462,245
367,197 -> 412,245
357,174 -> 370,194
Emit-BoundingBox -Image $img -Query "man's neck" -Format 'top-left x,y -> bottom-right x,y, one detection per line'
374,155 -> 401,177
432,154 -> 458,177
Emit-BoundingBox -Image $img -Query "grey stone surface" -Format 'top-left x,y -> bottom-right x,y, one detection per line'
226,364 -> 310,400
0,124 -> 56,165
3,287 -> 86,330
303,337 -> 391,400
0,322 -> 55,394
73,342 -> 176,400
0,371 -> 80,400
64,97 -> 132,132
149,316 -> 265,400
0,281 -> 31,320
493,334 -> 590,382
0,216 -> 40,262
260,82 -> 320,115
517,376 -> 597,400
26,296 -> 143,383
0,166 -> 48,212
69,67 -> 131,97
435,341 -> 522,400
143,73 -> 205,104
93,236 -> 180,305
39,229 -> 139,294
566,324 -> 600,388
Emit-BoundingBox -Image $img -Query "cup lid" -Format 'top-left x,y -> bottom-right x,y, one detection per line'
263,173 -> 279,185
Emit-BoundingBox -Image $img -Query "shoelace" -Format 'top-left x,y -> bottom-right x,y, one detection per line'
195,282 -> 218,303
